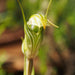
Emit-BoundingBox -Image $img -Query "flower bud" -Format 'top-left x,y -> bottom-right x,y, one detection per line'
22,14 -> 46,59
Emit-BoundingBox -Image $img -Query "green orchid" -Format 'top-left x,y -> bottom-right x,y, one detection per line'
17,0 -> 58,75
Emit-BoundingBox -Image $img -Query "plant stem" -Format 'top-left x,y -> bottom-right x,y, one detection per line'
24,56 -> 33,75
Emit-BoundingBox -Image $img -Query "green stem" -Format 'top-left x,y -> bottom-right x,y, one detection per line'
45,0 -> 52,18
24,56 -> 33,75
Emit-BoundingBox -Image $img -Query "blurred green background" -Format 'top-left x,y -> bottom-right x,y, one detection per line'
0,0 -> 75,75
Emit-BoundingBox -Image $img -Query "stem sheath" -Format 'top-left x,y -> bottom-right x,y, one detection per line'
24,56 -> 33,75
